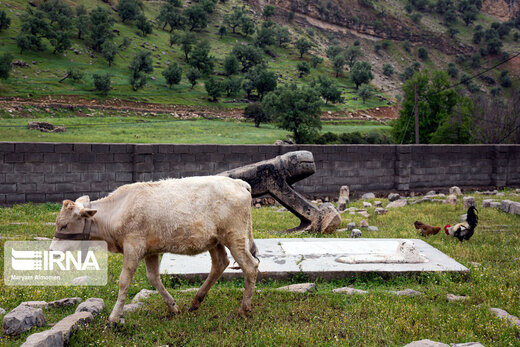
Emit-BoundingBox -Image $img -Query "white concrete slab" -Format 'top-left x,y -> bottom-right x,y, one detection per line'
159,238 -> 469,281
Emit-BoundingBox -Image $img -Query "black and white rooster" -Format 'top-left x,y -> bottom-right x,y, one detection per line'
444,206 -> 479,242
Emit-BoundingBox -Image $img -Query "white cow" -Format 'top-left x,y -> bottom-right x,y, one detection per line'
53,176 -> 259,322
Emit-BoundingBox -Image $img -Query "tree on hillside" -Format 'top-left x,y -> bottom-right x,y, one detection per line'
392,70 -> 470,144
297,61 -> 310,77
358,84 -> 374,104
189,40 -> 215,74
243,66 -> 277,100
186,67 -> 201,89
218,25 -> 227,38
274,26 -> 291,47
315,75 -> 342,104
181,31 -> 197,62
157,1 -> 185,32
231,44 -> 264,72
0,10 -> 11,32
295,38 -> 312,58
255,22 -> 276,48
345,45 -> 362,68
184,5 -> 207,31
50,31 -> 71,54
222,77 -> 242,97
418,47 -> 428,60
39,0 -> 73,29
310,55 -> 323,68
333,55 -> 346,77
240,16 -> 255,37
326,45 -> 344,60
224,7 -> 244,34
129,51 -> 154,91
262,84 -> 322,143
262,5 -> 275,19
244,103 -> 268,127
93,73 -> 111,96
89,6 -> 115,52
101,40 -> 117,67
223,54 -> 239,76
117,0 -> 143,23
75,8 -> 90,40
59,68 -> 84,83
162,62 -> 182,88
205,77 -> 223,101
350,61 -> 373,89
383,63 -> 394,76
0,53 -> 13,80
18,8 -> 51,53
136,13 -> 153,36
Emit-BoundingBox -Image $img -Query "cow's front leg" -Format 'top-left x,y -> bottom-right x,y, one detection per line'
109,249 -> 141,323
145,254 -> 180,314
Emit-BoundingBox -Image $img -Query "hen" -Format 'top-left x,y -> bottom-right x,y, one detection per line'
444,206 -> 479,242
414,221 -> 441,236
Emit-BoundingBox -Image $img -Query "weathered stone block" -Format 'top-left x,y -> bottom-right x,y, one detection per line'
3,305 -> 46,335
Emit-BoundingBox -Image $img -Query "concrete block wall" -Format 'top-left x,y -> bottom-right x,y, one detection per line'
0,142 -> 519,204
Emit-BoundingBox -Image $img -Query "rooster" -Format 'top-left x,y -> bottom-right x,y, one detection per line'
414,221 -> 441,236
444,206 -> 479,242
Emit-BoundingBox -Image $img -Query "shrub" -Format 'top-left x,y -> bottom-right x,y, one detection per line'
417,47 -> 428,60
244,103 -> 269,127
383,64 -> 394,76
93,73 -> 111,95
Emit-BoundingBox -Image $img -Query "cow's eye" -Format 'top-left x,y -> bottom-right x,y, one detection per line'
60,225 -> 67,231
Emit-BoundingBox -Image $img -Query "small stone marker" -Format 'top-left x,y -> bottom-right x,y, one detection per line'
123,302 -> 145,313
463,196 -> 476,209
446,294 -> 468,302
0,307 -> 5,315
363,201 -> 372,208
358,211 -> 370,218
388,193 -> 400,201
489,202 -> 501,208
362,192 -> 375,200
489,308 -> 520,327
131,289 -> 159,304
446,194 -> 457,205
178,288 -> 199,293
508,201 -> 520,215
350,229 -> 362,238
277,283 -> 316,293
482,199 -> 495,208
374,201 -> 382,207
75,298 -> 104,317
20,301 -> 47,309
48,297 -> 82,308
20,329 -> 63,347
389,288 -> 423,296
359,220 -> 369,228
51,311 -> 94,343
3,305 -> 46,335
449,186 -> 462,196
347,222 -> 356,231
374,207 -> 387,215
387,199 -> 408,208
403,340 -> 449,347
425,190 -> 436,196
367,226 -> 379,232
337,185 -> 350,211
332,287 -> 368,294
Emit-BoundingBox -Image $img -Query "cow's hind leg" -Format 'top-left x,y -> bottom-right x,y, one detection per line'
109,249 -> 141,323
145,254 -> 180,314
189,243 -> 229,312
227,239 -> 259,317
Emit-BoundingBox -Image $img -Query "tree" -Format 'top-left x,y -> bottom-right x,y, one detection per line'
311,55 -> 323,68
332,54 -> 346,77
89,6 -> 115,52
181,31 -> 197,62
295,38 -> 312,58
240,16 -> 255,37
50,31 -> 71,54
315,75 -> 342,104
262,5 -> 275,19
205,77 -> 223,101
255,23 -> 275,48
186,67 -> 201,89
447,63 -> 458,78
402,40 -> 411,52
499,70 -> 512,88
218,25 -> 227,38
184,5 -> 207,31
18,8 -> 51,53
101,40 -> 117,67
39,0 -> 73,29
358,84 -> 373,104
231,44 -> 264,72
297,61 -> 310,77
162,62 -> 182,88
129,51 -> 154,91
473,29 -> 483,44
75,12 -> 90,40
223,54 -> 239,76
459,1 -> 478,26
274,26 -> 291,47
383,64 -> 394,76
262,84 -> 322,143
486,36 -> 503,55
447,26 -> 458,38
157,2 -> 185,32
59,68 -> 83,83
93,73 -> 111,95
222,77 -> 242,96
244,66 -> 277,99
470,53 -> 480,69
117,0 -> 142,22
393,70 -> 468,144
189,40 -> 215,74
0,10 -> 11,32
136,13 -> 153,37
224,7 -> 244,34
417,47 -> 428,60
326,45 -> 343,59
244,103 -> 268,127
344,45 -> 362,68
0,53 -> 13,80
350,61 -> 373,89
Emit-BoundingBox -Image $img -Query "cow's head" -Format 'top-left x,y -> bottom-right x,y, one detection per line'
54,196 -> 97,240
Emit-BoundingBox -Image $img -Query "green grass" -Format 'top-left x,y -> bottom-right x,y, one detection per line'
1,192 -> 520,345
0,109 -> 390,143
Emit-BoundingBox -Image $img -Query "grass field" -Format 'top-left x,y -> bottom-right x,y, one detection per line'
1,192 -> 519,346
0,110 -> 391,143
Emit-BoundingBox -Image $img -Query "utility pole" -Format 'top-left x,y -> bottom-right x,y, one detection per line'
414,84 -> 419,144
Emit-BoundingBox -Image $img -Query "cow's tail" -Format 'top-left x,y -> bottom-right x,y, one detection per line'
248,204 -> 260,264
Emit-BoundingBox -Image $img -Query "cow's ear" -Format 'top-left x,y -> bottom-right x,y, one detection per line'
75,195 -> 90,206
79,208 -> 97,218
62,200 -> 75,209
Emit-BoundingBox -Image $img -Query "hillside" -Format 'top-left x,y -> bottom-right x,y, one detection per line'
0,0 -> 518,116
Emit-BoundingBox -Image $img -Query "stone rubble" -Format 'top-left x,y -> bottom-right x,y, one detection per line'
363,201 -> 372,208
463,196 -> 476,209
387,199 -> 408,208
388,193 -> 400,202
350,229 -> 362,238
20,329 -> 63,347
388,288 -> 423,296
332,287 -> 368,294
361,192 -> 376,200
20,301 -> 47,309
276,283 -> 316,293
446,294 -> 469,302
449,186 -> 462,196
51,311 -> 94,343
3,305 -> 46,335
337,185 -> 350,212
359,220 -> 369,228
374,201 -> 382,207
489,307 -> 520,327
374,207 -> 388,215
367,226 -> 379,232
347,222 -> 356,231
404,339 -> 449,347
445,194 -> 457,205
123,302 -> 145,313
131,289 -> 159,304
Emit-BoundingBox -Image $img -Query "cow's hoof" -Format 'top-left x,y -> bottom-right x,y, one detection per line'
238,307 -> 251,318
188,305 -> 199,312
168,305 -> 180,314
105,318 -> 125,329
